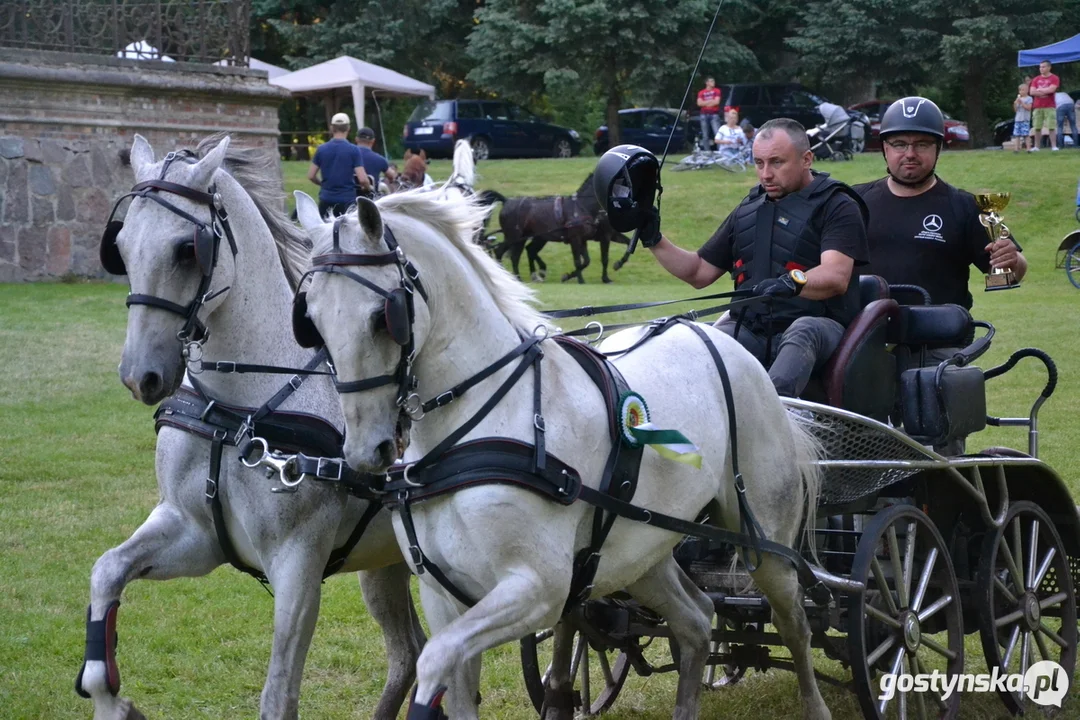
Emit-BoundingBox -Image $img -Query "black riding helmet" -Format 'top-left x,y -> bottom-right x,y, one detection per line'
593,144 -> 661,233
879,97 -> 945,141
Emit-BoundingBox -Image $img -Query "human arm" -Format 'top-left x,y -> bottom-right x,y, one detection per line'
642,209 -> 727,289
986,237 -> 1028,281
354,165 -> 372,191
801,251 -> 854,300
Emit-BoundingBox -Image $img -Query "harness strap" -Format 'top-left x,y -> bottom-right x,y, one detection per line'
420,335 -> 539,413
397,494 -> 478,607
322,500 -> 383,578
206,431 -> 269,583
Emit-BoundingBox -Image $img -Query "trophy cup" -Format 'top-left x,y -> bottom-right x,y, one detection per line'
975,192 -> 1020,291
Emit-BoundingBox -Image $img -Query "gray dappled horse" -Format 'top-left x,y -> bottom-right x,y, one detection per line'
80,134 -> 422,720
293,188 -> 832,720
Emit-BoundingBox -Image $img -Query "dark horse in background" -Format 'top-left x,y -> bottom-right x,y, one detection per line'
491,173 -> 628,283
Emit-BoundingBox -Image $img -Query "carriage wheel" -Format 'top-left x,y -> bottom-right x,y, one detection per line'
1065,241 -> 1080,289
848,504 -> 964,719
520,628 -> 631,716
976,501 -> 1077,715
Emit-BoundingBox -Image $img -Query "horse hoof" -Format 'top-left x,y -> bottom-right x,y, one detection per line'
538,270 -> 547,282
560,274 -> 571,283
577,276 -> 585,285
603,276 -> 613,284
613,261 -> 624,271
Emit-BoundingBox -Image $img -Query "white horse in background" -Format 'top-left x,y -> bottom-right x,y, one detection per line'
292,185 -> 831,720
81,134 -> 423,720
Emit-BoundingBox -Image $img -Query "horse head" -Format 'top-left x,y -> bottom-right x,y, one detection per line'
400,149 -> 429,190
110,134 -> 238,404
294,191 -> 432,471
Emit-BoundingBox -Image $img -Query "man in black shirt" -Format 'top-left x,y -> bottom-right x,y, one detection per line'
640,118 -> 869,397
854,97 -> 1027,309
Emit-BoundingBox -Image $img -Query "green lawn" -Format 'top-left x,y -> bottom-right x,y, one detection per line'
2,150 -> 1079,718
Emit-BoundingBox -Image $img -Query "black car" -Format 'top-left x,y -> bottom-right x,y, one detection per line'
403,99 -> 582,160
593,108 -> 691,155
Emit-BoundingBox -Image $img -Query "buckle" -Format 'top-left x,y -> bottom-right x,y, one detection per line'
216,361 -> 236,373
404,261 -> 421,282
316,457 -> 343,482
434,391 -> 455,408
199,399 -> 217,422
534,414 -> 546,432
234,415 -> 253,444
205,477 -> 218,500
288,375 -> 303,391
408,545 -> 426,573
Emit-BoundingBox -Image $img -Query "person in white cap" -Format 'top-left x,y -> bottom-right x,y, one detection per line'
307,112 -> 371,216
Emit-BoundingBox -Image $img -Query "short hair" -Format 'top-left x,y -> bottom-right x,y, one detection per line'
1041,59 -> 1052,66
331,122 -> 349,134
756,118 -> 810,154
706,76 -> 714,82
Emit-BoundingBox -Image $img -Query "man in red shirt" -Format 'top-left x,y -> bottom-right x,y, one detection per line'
696,77 -> 722,150
1029,59 -> 1060,151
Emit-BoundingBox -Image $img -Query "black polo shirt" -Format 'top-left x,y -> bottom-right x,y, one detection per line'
853,177 -> 1018,309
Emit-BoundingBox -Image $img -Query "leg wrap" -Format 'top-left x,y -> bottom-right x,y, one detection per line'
406,684 -> 448,720
75,600 -> 121,698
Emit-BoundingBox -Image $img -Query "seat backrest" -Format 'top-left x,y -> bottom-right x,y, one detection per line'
818,298 -> 899,422
887,304 -> 974,349
858,274 -> 889,308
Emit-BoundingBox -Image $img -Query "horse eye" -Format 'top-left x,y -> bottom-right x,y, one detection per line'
176,242 -> 196,263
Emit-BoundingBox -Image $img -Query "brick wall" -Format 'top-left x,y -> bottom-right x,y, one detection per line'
0,50 -> 287,281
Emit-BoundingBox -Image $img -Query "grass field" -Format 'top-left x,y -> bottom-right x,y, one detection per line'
2,149 -> 1079,719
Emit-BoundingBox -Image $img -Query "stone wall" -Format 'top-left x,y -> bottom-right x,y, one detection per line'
0,50 -> 288,281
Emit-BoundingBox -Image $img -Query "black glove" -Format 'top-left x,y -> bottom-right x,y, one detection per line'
639,206 -> 663,249
752,272 -> 801,299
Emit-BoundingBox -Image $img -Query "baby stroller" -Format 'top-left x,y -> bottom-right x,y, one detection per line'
807,102 -> 866,161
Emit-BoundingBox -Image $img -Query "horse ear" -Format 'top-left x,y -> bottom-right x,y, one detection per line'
356,197 -> 383,243
191,135 -> 230,188
294,191 -> 323,232
420,149 -> 427,162
130,134 -> 154,175
404,149 -> 413,160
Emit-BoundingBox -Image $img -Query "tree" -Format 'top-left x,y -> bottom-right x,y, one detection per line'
467,0 -> 758,145
787,0 -> 1064,145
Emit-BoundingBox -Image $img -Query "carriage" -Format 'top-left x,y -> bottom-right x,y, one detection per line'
516,276 -> 1079,719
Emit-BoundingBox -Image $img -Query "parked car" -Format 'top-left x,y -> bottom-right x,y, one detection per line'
848,99 -> 970,150
403,99 -> 581,160
593,108 -> 690,155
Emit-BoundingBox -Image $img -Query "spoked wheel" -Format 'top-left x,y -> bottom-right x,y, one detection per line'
521,628 -> 631,716
553,139 -> 573,158
1065,241 -> 1080,289
977,501 -> 1077,715
848,504 -> 965,719
671,156 -> 701,172
471,135 -> 491,161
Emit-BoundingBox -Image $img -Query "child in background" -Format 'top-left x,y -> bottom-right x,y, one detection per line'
1013,83 -> 1033,153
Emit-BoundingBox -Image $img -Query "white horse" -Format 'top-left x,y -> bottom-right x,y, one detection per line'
293,187 -> 830,720
81,134 -> 423,720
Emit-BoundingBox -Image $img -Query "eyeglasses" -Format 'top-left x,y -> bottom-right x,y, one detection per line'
884,139 -> 937,153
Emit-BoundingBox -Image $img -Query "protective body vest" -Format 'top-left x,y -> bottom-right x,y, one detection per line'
730,171 -> 867,334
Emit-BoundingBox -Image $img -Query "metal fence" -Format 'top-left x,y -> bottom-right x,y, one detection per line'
0,0 -> 250,66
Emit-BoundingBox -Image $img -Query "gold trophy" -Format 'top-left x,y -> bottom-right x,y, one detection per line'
975,192 -> 1020,291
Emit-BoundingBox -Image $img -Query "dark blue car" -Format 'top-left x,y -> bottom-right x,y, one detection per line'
403,99 -> 581,160
593,108 -> 690,155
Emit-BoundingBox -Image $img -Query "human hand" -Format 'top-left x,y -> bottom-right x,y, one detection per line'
639,207 -> 663,249
986,238 -> 1019,270
752,273 -> 799,299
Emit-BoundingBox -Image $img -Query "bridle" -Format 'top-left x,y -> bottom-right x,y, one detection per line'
100,151 -> 238,347
292,214 -> 429,419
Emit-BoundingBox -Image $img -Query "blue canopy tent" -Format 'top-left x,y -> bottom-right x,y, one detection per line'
1018,34 -> 1080,66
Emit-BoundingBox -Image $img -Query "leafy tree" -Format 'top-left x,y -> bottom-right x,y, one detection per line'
467,0 -> 758,145
787,0 -> 1063,144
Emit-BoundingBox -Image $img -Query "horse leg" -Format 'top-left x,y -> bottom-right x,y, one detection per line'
410,574 -> 562,720
259,542 -> 330,720
529,239 -> 548,282
599,234 -> 612,284
80,503 -> 221,720
624,556 -> 713,720
541,622 -> 578,720
359,563 -> 426,719
575,242 -> 590,284
750,556 -> 830,720
410,582 -> 482,718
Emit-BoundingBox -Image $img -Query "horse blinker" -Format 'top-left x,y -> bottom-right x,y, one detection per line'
292,292 -> 324,348
100,220 -> 127,275
384,288 -> 411,346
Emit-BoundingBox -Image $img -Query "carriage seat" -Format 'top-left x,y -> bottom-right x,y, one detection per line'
889,304 -> 986,447
804,276 -> 899,422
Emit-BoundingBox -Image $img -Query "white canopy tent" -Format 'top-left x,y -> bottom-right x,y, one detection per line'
270,55 -> 435,128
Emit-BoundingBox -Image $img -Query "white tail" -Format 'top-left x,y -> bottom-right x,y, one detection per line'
787,412 -> 824,564
448,139 -> 475,189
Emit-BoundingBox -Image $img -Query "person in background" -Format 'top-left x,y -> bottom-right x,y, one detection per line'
308,112 -> 370,216
354,126 -> 397,194
1012,83 -> 1033,153
1028,60 -> 1060,152
713,108 -> 748,163
696,77 -> 722,150
1055,88 -> 1078,149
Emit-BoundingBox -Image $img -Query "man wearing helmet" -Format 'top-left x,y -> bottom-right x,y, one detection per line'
853,96 -> 1027,310
596,121 -> 868,399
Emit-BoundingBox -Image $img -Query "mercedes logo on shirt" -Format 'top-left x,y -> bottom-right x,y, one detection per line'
923,214 -> 943,232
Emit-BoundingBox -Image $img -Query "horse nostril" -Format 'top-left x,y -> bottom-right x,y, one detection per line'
376,440 -> 397,466
140,371 -> 162,399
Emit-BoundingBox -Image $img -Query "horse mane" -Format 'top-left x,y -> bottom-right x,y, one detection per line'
312,190 -> 550,335
194,134 -> 311,291
574,172 -> 594,197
